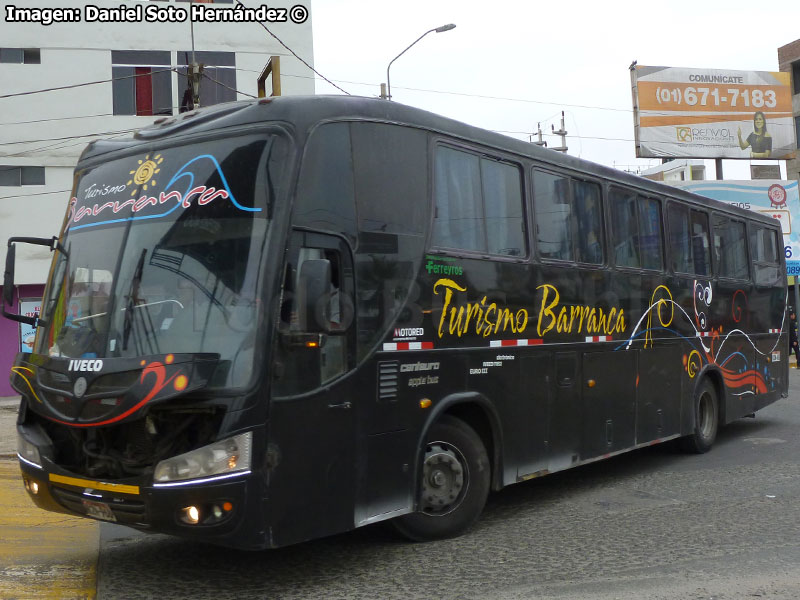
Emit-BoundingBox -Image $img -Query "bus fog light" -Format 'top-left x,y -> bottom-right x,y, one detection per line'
154,432 -> 252,484
180,505 -> 200,525
30,481 -> 39,495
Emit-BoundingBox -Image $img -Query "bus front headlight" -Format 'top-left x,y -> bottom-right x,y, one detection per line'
153,432 -> 252,484
17,434 -> 42,468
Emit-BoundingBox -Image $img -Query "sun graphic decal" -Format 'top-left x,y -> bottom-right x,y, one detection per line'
127,153 -> 164,195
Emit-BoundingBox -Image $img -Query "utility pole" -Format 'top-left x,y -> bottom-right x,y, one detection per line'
183,0 -> 203,111
530,122 -> 547,147
550,111 -> 568,153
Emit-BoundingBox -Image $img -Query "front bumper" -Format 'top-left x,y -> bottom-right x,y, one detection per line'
16,425 -> 269,550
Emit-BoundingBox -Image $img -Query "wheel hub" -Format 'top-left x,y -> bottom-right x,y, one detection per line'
420,443 -> 466,515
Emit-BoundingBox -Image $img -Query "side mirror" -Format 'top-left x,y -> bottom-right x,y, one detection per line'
298,258 -> 332,334
3,244 -> 16,307
2,248 -> 38,326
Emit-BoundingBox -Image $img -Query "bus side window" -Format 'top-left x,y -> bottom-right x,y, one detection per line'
750,225 -> 780,286
610,188 -> 638,268
713,215 -> 748,279
433,146 -> 526,257
573,180 -> 603,264
638,196 -> 663,270
690,210 -> 711,276
533,170 -> 572,261
668,204 -> 692,274
294,122 -> 357,243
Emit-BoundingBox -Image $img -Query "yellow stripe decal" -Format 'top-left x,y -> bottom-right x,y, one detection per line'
10,366 -> 43,404
49,473 -> 140,496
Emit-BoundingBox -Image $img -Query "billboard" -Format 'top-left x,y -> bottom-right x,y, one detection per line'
670,179 -> 800,276
631,65 -> 796,159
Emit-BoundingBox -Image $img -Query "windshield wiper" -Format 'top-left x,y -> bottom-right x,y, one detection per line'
122,249 -> 147,351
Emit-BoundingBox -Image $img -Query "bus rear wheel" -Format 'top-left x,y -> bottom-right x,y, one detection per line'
679,379 -> 719,454
393,415 -> 490,542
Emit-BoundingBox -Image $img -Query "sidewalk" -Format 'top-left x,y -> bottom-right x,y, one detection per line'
0,395 -> 20,457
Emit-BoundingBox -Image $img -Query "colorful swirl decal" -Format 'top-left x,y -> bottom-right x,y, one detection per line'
46,354 -> 189,428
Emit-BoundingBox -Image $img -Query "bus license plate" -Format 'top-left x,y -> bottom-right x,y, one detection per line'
81,498 -> 117,522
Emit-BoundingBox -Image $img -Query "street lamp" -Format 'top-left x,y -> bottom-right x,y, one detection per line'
385,23 -> 456,101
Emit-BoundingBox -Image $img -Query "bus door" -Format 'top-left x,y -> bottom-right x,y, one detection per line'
268,230 -> 358,545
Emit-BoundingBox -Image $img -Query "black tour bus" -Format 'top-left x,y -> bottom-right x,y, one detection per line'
3,95 -> 788,549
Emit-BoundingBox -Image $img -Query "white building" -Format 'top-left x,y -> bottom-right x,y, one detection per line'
640,160 -> 706,183
0,0 -> 315,394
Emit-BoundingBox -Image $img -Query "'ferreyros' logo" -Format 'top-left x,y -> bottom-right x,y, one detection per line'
68,359 -> 104,372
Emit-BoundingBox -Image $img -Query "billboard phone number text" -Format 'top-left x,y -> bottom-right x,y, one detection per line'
655,86 -> 778,109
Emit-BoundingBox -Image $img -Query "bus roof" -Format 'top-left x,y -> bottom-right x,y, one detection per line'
80,95 -> 779,228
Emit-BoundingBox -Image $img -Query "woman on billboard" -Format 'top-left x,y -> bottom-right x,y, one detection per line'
737,111 -> 772,158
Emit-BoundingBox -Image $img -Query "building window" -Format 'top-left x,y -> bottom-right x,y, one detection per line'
0,166 -> 45,186
112,50 -> 172,116
177,51 -> 236,112
792,60 -> 800,96
0,48 -> 40,64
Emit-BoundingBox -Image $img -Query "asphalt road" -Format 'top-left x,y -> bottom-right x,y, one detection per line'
96,370 -> 800,600
3,370 -> 800,599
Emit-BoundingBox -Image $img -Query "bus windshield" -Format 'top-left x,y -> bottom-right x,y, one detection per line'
34,132 -> 286,389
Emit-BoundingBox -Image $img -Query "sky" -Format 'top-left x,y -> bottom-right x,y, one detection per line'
308,0 -> 799,179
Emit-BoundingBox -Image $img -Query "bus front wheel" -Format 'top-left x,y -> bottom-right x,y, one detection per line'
679,379 -> 719,454
393,415 -> 490,541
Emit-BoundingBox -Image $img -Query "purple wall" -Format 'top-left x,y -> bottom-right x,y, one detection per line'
0,284 -> 45,397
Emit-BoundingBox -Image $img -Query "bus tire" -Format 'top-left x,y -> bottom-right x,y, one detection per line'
393,415 -> 490,542
679,379 -> 719,454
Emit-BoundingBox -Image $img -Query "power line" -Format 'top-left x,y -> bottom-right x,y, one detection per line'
0,112 -> 115,127
0,188 -> 72,201
0,68 -> 177,100
234,0 -> 350,96
0,128 -> 139,148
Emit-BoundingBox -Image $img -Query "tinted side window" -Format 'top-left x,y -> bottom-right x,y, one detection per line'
690,210 -> 711,276
750,225 -> 780,285
574,180 -> 603,264
433,146 -> 525,257
533,170 -> 572,260
351,123 -> 427,235
639,197 -> 663,270
433,146 -> 483,252
294,123 -> 357,242
611,190 -> 662,270
482,159 -> 525,256
610,188 -> 639,267
713,215 -> 748,279
669,204 -> 710,276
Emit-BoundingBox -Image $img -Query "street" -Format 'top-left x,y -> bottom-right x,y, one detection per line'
4,371 -> 800,599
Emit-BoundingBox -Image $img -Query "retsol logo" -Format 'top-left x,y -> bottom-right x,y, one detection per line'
768,184 -> 787,209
